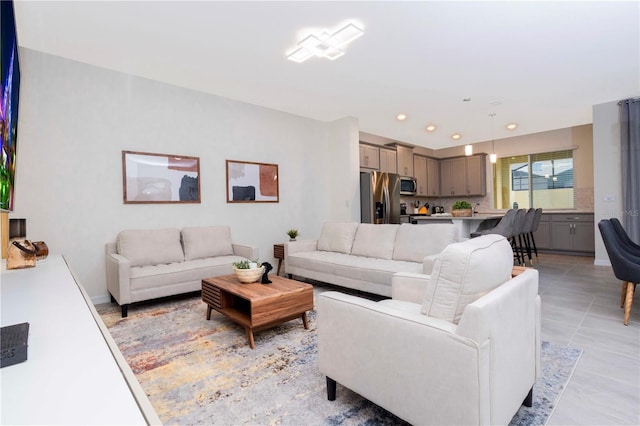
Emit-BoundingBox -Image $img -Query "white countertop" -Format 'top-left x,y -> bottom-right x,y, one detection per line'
1,256 -> 159,425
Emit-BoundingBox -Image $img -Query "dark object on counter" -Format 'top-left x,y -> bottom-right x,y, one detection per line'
400,203 -> 407,215
432,206 -> 444,214
1,322 -> 29,368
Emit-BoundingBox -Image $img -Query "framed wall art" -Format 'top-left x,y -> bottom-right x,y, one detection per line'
122,150 -> 200,204
226,160 -> 279,203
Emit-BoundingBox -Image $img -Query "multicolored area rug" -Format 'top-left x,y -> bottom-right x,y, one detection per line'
97,294 -> 581,426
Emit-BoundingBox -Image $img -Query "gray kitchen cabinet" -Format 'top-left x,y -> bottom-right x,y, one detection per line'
465,154 -> 486,196
531,214 -> 551,249
426,157 -> 440,197
550,214 -> 595,253
440,155 -> 486,197
359,144 -> 380,170
396,145 -> 414,177
440,157 -> 467,196
414,155 -> 428,196
379,148 -> 397,173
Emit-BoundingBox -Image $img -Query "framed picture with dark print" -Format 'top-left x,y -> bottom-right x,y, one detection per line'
122,151 -> 200,204
226,160 -> 279,203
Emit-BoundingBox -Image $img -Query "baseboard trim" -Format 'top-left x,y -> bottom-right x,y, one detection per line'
593,259 -> 611,267
91,294 -> 111,305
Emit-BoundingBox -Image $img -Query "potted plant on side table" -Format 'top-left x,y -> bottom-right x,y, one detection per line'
451,200 -> 473,217
286,229 -> 299,241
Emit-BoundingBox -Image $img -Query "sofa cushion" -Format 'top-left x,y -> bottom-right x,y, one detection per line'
287,250 -> 422,286
420,234 -> 513,324
392,223 -> 459,263
117,228 -> 184,267
317,222 -> 360,254
182,226 -> 234,261
350,224 -> 399,260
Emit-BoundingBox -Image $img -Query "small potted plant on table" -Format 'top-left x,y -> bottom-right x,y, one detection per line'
451,200 -> 473,217
232,259 -> 264,283
286,228 -> 299,241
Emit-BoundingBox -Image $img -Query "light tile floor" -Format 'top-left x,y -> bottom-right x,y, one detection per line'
535,253 -> 640,425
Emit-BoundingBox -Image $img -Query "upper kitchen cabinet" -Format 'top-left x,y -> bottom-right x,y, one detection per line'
379,148 -> 397,173
414,155 -> 440,197
465,154 -> 486,196
440,154 -> 486,197
359,144 -> 380,170
414,155 -> 428,196
426,157 -> 440,197
396,145 -> 414,177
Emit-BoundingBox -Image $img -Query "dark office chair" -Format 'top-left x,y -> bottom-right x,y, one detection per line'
519,208 -> 536,266
470,208 -> 524,265
528,208 -> 543,262
610,218 -> 640,255
598,220 -> 640,325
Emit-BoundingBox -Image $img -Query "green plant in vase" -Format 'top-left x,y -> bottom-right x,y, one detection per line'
286,228 -> 299,241
452,200 -> 473,217
233,259 -> 260,269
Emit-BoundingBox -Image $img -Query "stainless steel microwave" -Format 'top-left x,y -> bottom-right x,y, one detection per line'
400,176 -> 417,195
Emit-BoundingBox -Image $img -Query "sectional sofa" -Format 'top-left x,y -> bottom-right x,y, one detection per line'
105,226 -> 258,317
284,222 -> 459,296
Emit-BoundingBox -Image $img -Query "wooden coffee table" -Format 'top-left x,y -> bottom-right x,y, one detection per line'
201,274 -> 314,349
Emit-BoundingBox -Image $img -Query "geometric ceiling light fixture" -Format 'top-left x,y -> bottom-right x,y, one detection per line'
287,22 -> 364,63
489,113 -> 497,164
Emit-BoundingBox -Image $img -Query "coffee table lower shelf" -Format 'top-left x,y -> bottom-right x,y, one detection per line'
202,274 -> 313,349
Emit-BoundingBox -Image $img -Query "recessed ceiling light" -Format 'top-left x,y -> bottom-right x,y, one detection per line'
396,113 -> 407,121
451,133 -> 462,140
425,124 -> 436,132
506,123 -> 518,130
287,22 -> 364,63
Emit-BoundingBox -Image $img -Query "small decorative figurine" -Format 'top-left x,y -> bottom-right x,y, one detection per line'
261,262 -> 273,284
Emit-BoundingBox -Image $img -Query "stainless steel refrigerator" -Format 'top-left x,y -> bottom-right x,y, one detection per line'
360,171 -> 401,224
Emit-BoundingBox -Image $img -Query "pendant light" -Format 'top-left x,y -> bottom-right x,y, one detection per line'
489,113 -> 497,163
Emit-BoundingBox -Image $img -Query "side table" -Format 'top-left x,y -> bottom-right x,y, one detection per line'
273,243 -> 284,276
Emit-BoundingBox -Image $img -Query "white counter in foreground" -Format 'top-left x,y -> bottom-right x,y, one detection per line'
1,256 -> 161,425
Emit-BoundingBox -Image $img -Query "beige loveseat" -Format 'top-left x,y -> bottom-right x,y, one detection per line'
317,234 -> 541,425
284,222 -> 459,296
105,226 -> 258,317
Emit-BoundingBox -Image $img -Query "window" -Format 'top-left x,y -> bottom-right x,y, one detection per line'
494,150 -> 574,209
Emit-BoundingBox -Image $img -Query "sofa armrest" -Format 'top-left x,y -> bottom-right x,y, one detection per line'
105,250 -> 132,305
422,254 -> 439,274
456,268 -> 540,423
391,272 -> 430,304
232,243 -> 258,260
284,239 -> 318,257
317,291 -> 487,425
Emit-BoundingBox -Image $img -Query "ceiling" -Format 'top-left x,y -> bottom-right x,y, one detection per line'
12,1 -> 640,150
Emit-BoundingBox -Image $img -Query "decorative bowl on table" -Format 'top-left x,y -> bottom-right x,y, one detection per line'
233,265 -> 264,283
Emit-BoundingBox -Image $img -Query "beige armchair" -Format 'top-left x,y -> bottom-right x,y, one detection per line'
317,234 -> 541,425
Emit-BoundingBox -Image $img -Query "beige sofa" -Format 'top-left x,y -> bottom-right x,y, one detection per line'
284,222 -> 459,296
105,226 -> 258,317
317,234 -> 541,425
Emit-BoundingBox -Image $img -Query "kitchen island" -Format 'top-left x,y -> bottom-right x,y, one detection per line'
410,213 -> 503,238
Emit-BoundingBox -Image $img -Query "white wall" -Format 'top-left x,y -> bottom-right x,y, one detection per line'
12,48 -> 358,302
593,100 -> 622,266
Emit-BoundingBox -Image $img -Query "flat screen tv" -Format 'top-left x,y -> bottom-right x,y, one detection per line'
1,0 -> 21,212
